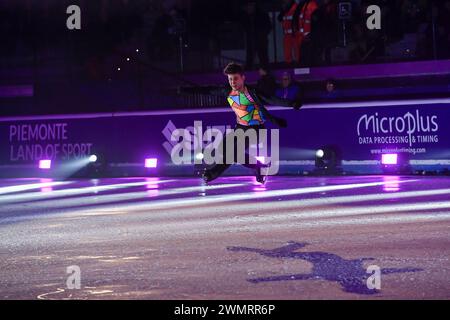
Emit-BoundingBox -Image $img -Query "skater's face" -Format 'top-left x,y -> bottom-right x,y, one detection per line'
227,73 -> 245,91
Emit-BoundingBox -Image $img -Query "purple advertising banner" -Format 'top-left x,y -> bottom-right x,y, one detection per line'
0,98 -> 449,177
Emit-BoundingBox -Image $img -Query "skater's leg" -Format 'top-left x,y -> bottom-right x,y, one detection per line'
239,125 -> 268,184
203,163 -> 231,182
202,128 -> 233,182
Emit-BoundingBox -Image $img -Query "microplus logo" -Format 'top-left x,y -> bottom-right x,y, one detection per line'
162,121 -> 280,175
357,110 -> 439,147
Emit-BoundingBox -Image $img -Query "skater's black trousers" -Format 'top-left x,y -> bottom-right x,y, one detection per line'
206,123 -> 266,179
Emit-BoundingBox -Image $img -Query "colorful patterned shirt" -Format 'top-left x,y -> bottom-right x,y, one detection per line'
227,87 -> 266,126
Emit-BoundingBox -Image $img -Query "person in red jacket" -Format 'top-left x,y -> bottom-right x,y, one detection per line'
296,0 -> 319,65
278,0 -> 301,65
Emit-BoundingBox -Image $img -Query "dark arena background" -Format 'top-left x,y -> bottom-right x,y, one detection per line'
1,0 -> 450,306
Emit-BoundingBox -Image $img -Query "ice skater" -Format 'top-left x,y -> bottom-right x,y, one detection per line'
186,62 -> 302,184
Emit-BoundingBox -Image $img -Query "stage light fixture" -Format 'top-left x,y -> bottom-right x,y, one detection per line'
39,159 -> 52,170
381,154 -> 398,165
316,149 -> 325,158
314,146 -> 342,175
380,153 -> 412,175
145,158 -> 158,168
89,155 -> 98,163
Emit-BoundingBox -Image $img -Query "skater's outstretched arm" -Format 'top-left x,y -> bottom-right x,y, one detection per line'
258,93 -> 303,110
259,106 -> 288,128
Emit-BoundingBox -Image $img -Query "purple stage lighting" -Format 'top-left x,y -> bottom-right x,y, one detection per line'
382,154 -> 398,165
39,159 -> 52,169
145,158 -> 158,168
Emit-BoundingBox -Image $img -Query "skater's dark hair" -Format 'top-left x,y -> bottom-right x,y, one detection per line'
223,62 -> 245,76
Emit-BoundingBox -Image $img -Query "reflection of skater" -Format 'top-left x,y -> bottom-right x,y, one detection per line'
188,62 -> 302,184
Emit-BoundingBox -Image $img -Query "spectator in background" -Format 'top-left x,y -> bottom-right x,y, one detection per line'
383,0 -> 405,43
309,0 -> 339,66
149,6 -> 181,61
401,0 -> 427,33
276,72 -> 302,101
241,1 -> 272,70
412,0 -> 447,60
278,0 -> 302,66
326,79 -> 335,92
349,23 -> 369,63
296,0 -> 319,66
324,78 -> 341,99
435,0 -> 450,59
256,66 -> 277,97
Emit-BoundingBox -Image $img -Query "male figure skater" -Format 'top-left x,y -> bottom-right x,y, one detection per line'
188,62 -> 302,184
